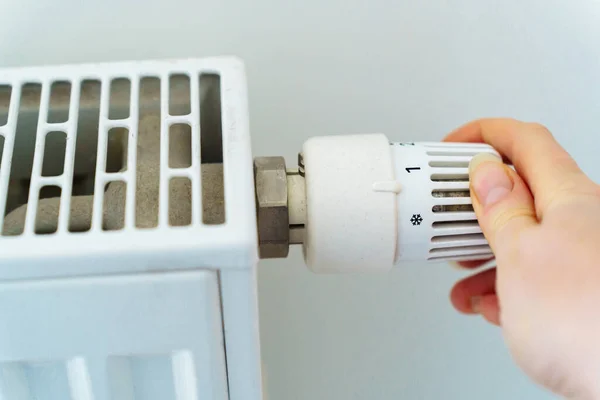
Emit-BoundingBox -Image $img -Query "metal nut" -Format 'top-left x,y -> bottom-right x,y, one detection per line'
254,157 -> 289,258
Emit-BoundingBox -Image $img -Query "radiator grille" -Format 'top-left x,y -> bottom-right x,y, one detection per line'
0,58 -> 257,279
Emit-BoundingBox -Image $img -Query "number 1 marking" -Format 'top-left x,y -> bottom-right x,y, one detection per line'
405,167 -> 421,173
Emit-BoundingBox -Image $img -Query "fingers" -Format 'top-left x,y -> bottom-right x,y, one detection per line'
474,294 -> 500,326
452,257 -> 494,270
445,118 -> 589,219
450,267 -> 496,314
469,153 -> 538,255
450,268 -> 501,326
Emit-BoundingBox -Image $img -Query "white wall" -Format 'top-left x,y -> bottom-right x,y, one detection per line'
2,1 -> 599,398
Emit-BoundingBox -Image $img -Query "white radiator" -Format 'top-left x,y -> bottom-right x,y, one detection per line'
0,57 -> 262,400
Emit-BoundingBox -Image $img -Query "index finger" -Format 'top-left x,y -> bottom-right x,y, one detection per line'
444,118 -> 588,218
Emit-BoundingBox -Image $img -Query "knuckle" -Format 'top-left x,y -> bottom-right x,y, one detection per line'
594,183 -> 600,199
486,206 -> 535,261
488,206 -> 536,234
526,122 -> 552,137
539,177 -> 599,213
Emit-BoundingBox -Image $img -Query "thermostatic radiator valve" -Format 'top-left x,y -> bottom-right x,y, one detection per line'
254,133 -> 500,273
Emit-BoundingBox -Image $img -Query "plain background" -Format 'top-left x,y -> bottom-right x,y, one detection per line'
2,1 -> 600,399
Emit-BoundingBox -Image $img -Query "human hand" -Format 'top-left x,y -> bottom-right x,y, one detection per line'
444,119 -> 600,399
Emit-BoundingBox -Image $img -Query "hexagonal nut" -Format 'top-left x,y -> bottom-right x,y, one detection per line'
254,156 -> 290,258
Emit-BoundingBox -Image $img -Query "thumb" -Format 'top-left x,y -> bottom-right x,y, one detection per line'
469,153 -> 538,255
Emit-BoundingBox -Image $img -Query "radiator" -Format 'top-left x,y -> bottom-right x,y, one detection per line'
0,57 -> 261,400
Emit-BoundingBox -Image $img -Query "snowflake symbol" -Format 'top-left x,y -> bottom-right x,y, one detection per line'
410,214 -> 423,226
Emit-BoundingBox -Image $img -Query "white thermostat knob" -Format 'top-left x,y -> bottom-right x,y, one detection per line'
301,133 -> 499,273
